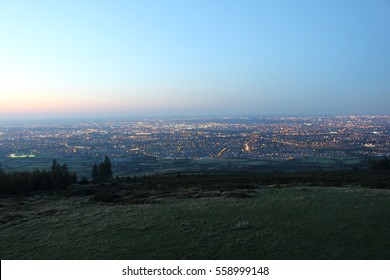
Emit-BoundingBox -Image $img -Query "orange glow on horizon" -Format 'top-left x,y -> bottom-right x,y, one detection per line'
0,91 -> 199,117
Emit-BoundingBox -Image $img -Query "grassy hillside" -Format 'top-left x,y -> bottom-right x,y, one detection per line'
1,173 -> 389,259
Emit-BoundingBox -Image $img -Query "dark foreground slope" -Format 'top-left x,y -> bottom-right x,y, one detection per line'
0,171 -> 389,259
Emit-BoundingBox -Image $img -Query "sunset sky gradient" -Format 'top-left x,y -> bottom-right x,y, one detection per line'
1,0 -> 389,118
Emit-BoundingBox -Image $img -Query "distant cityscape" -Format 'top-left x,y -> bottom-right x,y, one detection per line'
1,115 -> 389,161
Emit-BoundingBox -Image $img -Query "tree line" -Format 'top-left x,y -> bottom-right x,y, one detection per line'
0,159 -> 77,195
0,156 -> 114,195
368,156 -> 390,170
91,155 -> 113,182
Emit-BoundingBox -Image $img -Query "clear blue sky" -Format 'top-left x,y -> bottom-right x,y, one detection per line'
0,0 -> 389,118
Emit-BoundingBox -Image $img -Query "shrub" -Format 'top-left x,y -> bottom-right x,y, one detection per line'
92,191 -> 121,203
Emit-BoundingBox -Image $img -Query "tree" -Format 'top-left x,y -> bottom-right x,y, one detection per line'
91,163 -> 99,182
80,177 -> 89,185
368,156 -> 390,170
91,156 -> 113,182
99,156 -> 113,181
0,160 -> 77,194
51,159 -> 60,173
71,171 -> 78,183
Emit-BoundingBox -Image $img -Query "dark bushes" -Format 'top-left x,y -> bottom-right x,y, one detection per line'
92,191 -> 121,203
368,156 -> 390,170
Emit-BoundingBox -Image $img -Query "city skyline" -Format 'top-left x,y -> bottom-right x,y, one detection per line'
1,0 -> 390,118
1,115 -> 389,176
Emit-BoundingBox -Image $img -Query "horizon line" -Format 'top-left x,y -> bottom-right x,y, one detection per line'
0,114 -> 389,123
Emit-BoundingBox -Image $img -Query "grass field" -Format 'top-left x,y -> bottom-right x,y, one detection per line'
1,180 -> 389,259
0,155 -> 95,179
1,155 -> 367,180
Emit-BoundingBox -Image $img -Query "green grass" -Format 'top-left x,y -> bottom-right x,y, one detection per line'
0,156 -> 369,180
0,155 -> 95,178
300,156 -> 362,164
1,186 -> 389,259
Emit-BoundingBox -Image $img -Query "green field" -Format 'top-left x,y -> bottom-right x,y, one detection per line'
1,174 -> 389,259
0,155 -> 95,179
1,156 -> 367,181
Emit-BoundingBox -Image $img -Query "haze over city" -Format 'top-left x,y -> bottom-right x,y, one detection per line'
1,0 -> 389,118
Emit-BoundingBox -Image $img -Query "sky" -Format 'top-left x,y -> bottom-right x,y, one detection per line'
0,0 -> 389,118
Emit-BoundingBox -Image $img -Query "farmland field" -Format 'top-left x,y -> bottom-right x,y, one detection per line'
0,155 -> 367,180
